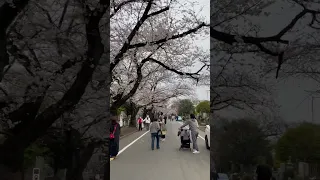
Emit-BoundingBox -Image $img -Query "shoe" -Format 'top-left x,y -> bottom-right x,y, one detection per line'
192,150 -> 200,154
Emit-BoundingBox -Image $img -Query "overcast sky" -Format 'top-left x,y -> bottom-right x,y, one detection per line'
261,2 -> 320,123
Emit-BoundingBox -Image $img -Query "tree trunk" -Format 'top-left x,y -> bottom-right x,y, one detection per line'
65,142 -> 97,180
128,103 -> 140,127
142,107 -> 154,120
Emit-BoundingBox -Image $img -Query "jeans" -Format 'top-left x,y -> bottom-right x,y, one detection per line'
151,133 -> 160,150
145,123 -> 149,130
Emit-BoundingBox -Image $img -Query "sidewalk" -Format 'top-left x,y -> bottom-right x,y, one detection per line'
198,126 -> 206,132
120,126 -> 138,138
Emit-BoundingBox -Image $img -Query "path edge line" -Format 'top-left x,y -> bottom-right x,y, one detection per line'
118,130 -> 149,156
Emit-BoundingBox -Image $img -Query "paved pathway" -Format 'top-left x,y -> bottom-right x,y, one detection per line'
110,121 -> 210,180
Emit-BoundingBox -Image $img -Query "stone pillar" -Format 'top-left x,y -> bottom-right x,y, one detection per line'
35,156 -> 45,180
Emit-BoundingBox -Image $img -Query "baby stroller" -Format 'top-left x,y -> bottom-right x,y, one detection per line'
177,127 -> 191,151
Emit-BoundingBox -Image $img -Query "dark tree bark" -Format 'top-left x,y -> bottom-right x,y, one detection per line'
65,141 -> 97,180
0,0 -> 30,81
125,101 -> 140,127
142,107 -> 154,120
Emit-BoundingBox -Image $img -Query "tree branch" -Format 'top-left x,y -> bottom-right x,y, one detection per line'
110,0 -> 154,72
110,0 -> 173,72
58,0 -> 71,29
146,57 -> 206,81
210,5 -> 320,78
128,22 -> 207,49
110,0 -> 141,19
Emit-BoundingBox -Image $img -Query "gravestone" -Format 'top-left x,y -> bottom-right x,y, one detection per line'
298,162 -> 309,178
279,163 -> 286,180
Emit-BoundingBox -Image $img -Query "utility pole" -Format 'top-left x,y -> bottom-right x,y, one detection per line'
312,96 -> 314,122
311,96 -> 320,122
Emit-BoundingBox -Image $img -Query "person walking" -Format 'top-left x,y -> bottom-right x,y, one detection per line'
179,114 -> 200,154
137,117 -> 143,131
149,119 -> 160,150
157,119 -> 163,141
164,115 -> 167,124
144,115 -> 151,130
157,118 -> 166,141
161,119 -> 167,141
110,113 -> 121,160
159,112 -> 164,122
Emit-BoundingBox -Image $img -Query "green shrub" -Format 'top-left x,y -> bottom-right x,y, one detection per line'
276,123 -> 320,163
24,143 -> 51,168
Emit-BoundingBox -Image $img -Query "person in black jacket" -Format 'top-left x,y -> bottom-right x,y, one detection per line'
256,163 -> 272,180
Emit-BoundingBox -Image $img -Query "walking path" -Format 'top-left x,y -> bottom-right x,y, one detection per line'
110,121 -> 210,180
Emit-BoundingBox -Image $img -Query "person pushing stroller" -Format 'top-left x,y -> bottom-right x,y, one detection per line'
178,126 -> 191,150
179,114 -> 200,154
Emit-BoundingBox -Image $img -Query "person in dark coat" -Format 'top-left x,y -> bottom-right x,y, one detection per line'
256,163 -> 272,180
110,114 -> 121,159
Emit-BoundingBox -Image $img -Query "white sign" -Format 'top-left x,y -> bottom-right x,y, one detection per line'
33,168 -> 40,180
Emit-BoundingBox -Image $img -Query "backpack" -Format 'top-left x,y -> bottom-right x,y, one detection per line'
110,124 -> 117,139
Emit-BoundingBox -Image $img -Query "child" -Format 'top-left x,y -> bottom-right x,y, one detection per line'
149,119 -> 160,150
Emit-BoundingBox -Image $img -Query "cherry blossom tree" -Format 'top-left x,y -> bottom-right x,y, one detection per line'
109,0 -> 210,113
209,0 -> 320,114
0,0 -> 110,178
210,0 -> 320,172
211,0 -> 320,82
